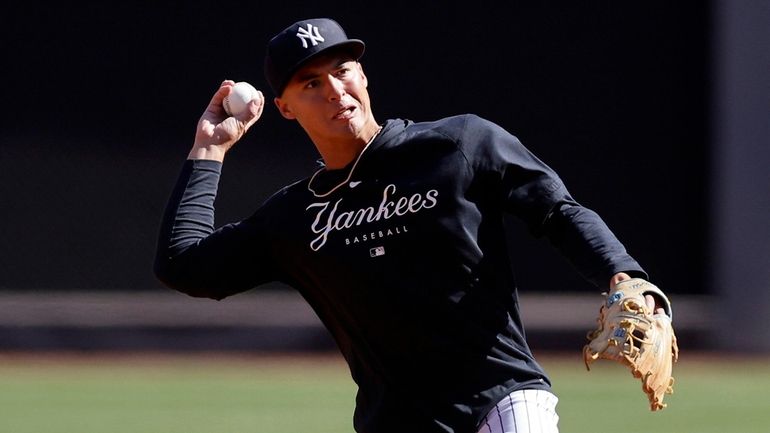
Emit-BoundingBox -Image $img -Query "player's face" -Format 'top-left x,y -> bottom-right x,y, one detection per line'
274,53 -> 374,146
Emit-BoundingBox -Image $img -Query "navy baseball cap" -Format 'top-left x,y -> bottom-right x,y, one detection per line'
264,18 -> 365,96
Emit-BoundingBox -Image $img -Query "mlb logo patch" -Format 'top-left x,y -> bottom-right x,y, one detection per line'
370,246 -> 385,257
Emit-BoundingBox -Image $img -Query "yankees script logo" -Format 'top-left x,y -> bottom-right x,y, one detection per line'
296,24 -> 325,48
306,184 -> 439,251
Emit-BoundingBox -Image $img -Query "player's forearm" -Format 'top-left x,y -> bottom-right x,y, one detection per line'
154,158 -> 277,299
154,159 -> 225,298
543,203 -> 647,287
156,159 -> 221,253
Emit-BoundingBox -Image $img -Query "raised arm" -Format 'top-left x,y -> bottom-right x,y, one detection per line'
154,81 -> 274,300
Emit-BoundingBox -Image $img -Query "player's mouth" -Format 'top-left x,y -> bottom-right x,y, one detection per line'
333,106 -> 357,120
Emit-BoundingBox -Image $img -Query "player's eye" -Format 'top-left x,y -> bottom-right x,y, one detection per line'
304,79 -> 319,89
335,67 -> 351,78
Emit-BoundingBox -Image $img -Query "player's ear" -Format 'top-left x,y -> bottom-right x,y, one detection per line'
357,62 -> 368,88
274,97 -> 296,120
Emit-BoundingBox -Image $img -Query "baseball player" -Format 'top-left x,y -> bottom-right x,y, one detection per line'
155,18 -> 673,433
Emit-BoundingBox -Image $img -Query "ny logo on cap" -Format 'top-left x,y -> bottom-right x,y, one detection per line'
296,24 -> 325,48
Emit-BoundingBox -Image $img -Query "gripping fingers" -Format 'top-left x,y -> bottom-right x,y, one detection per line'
246,90 -> 265,125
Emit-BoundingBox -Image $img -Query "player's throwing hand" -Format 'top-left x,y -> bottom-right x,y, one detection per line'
190,80 -> 264,161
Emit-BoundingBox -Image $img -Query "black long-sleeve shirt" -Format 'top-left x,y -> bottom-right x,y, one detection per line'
155,115 -> 645,433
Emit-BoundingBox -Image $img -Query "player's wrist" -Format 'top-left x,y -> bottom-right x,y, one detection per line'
609,272 -> 632,287
188,144 -> 227,162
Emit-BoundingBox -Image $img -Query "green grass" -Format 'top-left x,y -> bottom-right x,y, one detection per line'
0,353 -> 767,433
0,355 -> 355,433
545,354 -> 770,433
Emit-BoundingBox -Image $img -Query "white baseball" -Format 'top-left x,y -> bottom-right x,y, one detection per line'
223,81 -> 260,116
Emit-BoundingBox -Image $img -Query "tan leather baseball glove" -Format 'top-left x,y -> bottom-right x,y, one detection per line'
583,278 -> 679,410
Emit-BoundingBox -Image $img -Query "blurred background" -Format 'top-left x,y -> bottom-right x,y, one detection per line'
1,1 -> 767,354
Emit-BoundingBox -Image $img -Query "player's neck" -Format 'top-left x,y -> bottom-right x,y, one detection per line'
314,121 -> 382,170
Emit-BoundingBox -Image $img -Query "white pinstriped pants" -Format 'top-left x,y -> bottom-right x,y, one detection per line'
476,390 -> 560,433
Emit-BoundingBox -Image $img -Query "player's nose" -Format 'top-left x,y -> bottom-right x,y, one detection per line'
326,76 -> 346,101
